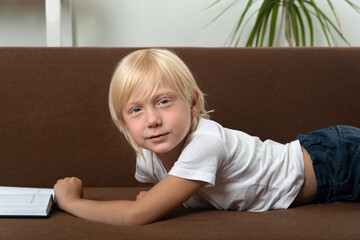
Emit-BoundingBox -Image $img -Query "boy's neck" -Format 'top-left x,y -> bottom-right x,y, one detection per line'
156,137 -> 188,172
156,150 -> 180,172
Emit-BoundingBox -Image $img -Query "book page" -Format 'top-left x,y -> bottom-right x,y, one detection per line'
0,194 -> 53,216
0,186 -> 54,196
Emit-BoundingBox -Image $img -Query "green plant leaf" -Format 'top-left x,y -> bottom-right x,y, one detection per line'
345,0 -> 360,14
298,0 -> 314,46
258,1 -> 274,46
289,2 -> 300,46
306,0 -> 351,45
326,0 -> 342,32
306,0 -> 331,45
246,10 -> 265,46
204,0 -> 239,28
269,1 -> 280,46
231,0 -> 254,46
205,0 -> 222,10
293,3 -> 306,46
207,0 -> 360,47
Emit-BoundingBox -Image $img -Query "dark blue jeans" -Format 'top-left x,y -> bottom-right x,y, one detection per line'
296,125 -> 360,203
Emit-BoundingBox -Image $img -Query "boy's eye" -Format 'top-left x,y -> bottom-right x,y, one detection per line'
159,99 -> 170,105
130,108 -> 141,114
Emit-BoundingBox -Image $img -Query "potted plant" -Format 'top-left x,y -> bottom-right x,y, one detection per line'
209,0 -> 360,46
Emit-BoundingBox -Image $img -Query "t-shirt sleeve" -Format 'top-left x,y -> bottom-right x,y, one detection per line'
168,134 -> 227,187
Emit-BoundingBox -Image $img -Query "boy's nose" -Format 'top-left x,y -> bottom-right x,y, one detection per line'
146,109 -> 161,127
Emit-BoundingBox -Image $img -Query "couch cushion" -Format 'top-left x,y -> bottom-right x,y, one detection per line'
1,187 -> 360,240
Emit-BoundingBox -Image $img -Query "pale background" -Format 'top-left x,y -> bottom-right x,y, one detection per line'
0,0 -> 359,47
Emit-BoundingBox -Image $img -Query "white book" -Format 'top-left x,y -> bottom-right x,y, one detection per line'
0,186 -> 55,218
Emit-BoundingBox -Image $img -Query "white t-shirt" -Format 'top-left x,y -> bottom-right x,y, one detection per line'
135,118 -> 304,212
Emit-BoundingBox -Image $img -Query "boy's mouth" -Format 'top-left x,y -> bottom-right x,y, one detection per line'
147,133 -> 169,142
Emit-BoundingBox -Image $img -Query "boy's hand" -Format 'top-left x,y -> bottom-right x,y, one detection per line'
54,177 -> 84,209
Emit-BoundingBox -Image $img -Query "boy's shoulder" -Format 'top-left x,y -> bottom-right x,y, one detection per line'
195,118 -> 223,134
187,118 -> 228,149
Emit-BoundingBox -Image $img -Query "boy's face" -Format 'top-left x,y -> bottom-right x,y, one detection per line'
122,83 -> 195,161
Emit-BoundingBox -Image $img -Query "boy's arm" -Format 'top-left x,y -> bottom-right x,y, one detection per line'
54,176 -> 205,226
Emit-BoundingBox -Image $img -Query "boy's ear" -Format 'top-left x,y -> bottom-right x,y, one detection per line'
191,91 -> 200,117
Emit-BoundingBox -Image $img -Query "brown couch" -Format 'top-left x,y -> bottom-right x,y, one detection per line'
1,47 -> 360,239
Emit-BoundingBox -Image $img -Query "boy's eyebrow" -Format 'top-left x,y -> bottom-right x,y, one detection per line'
126,91 -> 177,107
152,91 -> 177,101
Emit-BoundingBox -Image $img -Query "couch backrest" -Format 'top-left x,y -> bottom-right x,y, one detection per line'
0,47 -> 359,187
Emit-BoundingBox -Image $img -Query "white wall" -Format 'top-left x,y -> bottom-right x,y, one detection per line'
0,0 -> 359,47
0,0 -> 46,46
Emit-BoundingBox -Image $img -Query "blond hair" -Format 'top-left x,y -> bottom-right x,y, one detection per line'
109,49 -> 210,154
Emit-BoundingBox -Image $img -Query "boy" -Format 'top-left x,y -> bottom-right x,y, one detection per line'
55,49 -> 359,226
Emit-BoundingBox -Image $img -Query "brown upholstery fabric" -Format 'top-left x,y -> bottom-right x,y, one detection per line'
0,47 -> 359,239
1,188 -> 360,240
